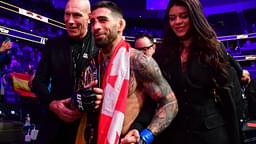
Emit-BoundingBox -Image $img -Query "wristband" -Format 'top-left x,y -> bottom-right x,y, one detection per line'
140,128 -> 154,144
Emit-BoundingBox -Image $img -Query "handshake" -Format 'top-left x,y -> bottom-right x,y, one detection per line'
71,87 -> 98,112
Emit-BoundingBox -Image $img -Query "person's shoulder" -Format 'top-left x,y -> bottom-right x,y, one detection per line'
47,34 -> 69,43
130,48 -> 147,62
46,34 -> 70,48
130,48 -> 141,56
130,48 -> 156,69
249,77 -> 256,87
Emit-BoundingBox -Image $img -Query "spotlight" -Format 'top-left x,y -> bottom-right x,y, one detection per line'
10,110 -> 16,115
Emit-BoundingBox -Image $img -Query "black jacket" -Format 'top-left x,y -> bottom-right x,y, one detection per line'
246,78 -> 256,119
154,53 -> 241,144
32,30 -> 98,144
0,51 -> 11,73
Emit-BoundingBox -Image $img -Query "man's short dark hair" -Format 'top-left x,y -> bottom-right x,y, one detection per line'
135,32 -> 155,43
92,1 -> 123,18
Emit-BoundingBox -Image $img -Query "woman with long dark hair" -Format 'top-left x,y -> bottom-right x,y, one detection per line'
155,0 -> 242,144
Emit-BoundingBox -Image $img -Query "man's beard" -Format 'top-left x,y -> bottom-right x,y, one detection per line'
95,28 -> 118,48
95,37 -> 114,48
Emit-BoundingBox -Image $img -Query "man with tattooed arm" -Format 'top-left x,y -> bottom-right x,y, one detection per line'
90,1 -> 178,144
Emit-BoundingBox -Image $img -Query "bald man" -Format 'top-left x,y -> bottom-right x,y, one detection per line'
32,0 -> 100,143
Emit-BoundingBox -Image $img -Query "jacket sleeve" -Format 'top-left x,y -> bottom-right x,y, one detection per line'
228,54 -> 243,79
246,78 -> 256,119
32,42 -> 53,108
0,51 -> 11,66
230,66 -> 243,118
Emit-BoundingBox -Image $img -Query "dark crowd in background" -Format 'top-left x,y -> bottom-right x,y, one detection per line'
0,0 -> 256,143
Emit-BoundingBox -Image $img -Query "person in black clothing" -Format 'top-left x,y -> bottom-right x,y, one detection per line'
0,37 -> 12,100
244,73 -> 256,120
0,37 -> 12,69
154,0 -> 242,144
32,0 -> 102,143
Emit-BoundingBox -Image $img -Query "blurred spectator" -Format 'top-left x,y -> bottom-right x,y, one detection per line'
241,69 -> 251,86
134,33 -> 157,57
9,55 -> 21,72
0,37 -> 12,100
252,24 -> 256,33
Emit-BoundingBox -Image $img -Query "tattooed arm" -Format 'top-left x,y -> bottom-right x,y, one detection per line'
132,50 -> 178,136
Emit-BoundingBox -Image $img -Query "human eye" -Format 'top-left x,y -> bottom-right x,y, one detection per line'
180,13 -> 189,19
64,12 -> 70,17
73,13 -> 82,18
98,17 -> 108,23
142,48 -> 148,51
169,15 -> 176,21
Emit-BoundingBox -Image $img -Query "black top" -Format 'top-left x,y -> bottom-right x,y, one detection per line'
32,29 -> 99,144
33,30 -> 98,107
0,51 -> 11,74
154,49 -> 241,144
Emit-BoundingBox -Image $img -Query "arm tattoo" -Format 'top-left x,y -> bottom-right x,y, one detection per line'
131,50 -> 178,136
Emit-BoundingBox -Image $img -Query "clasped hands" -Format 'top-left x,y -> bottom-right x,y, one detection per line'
48,79 -> 144,144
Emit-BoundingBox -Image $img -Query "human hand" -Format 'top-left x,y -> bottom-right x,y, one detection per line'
28,73 -> 35,88
0,41 -> 12,52
89,80 -> 103,109
93,86 -> 103,109
120,129 -> 140,144
49,98 -> 81,122
72,80 -> 103,111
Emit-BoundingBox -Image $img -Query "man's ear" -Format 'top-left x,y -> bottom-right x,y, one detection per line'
118,18 -> 126,33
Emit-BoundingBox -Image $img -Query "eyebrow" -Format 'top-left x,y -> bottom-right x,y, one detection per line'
91,15 -> 109,21
65,10 -> 83,15
97,15 -> 109,19
169,12 -> 188,16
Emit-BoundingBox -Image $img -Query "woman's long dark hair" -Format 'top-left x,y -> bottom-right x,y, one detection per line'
158,0 -> 229,85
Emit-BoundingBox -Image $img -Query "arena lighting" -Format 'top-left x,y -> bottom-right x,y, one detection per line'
0,1 -> 65,29
217,33 -> 256,41
125,33 -> 256,43
0,25 -> 47,45
1,1 -> 256,44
